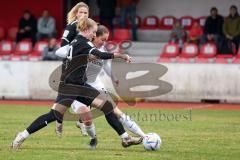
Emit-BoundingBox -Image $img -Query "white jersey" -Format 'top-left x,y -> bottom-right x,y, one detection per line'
86,44 -> 112,83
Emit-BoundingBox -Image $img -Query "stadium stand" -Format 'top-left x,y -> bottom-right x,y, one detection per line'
180,43 -> 199,58
159,15 -> 177,30
113,29 -> 131,41
197,16 -> 208,27
199,43 -> 217,58
142,15 -> 159,29
126,16 -> 142,29
0,41 -> 14,60
28,41 -> 48,61
10,41 -> 32,61
180,16 -> 195,30
160,43 -> 179,58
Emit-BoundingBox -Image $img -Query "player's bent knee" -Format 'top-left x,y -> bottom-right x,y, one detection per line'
71,100 -> 89,114
52,103 -> 67,115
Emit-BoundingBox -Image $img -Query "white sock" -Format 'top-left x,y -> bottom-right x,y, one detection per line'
119,113 -> 145,137
21,129 -> 30,139
120,132 -> 129,139
85,124 -> 96,139
56,121 -> 62,127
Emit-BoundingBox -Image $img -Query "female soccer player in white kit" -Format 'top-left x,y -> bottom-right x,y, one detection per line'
69,25 -> 146,143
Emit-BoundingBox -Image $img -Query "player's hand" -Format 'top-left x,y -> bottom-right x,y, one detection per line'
123,54 -> 132,63
88,54 -> 98,61
114,52 -> 132,63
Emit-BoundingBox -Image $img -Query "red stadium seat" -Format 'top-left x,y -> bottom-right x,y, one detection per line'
11,41 -> 32,61
199,43 -> 217,58
180,16 -> 195,30
159,16 -> 176,30
113,29 -> 131,41
126,16 -> 142,28
7,27 -> 18,41
0,27 -> 5,41
31,41 -> 48,56
29,41 -> 48,61
14,41 -> 32,55
161,43 -> 179,58
142,16 -> 159,29
180,43 -> 198,58
0,41 -> 14,60
0,41 -> 14,55
197,16 -> 207,27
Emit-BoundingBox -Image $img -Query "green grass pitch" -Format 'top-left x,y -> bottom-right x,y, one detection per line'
0,104 -> 239,160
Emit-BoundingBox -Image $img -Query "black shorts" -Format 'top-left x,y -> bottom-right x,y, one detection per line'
55,83 -> 100,107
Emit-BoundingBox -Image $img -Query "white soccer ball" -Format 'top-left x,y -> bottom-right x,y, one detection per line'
143,133 -> 161,151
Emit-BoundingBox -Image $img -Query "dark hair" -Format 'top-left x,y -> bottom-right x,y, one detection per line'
210,7 -> 218,12
96,25 -> 109,37
229,5 -> 239,17
230,5 -> 238,10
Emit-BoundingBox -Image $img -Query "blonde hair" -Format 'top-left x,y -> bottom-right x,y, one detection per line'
67,2 -> 89,24
77,17 -> 97,32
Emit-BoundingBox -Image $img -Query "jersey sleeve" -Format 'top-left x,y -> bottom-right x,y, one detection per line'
84,41 -> 114,59
90,48 -> 114,59
61,24 -> 77,47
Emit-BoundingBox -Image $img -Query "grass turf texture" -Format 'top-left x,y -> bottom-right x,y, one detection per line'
0,104 -> 239,160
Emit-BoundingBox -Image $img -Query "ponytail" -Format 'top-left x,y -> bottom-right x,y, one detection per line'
77,17 -> 97,32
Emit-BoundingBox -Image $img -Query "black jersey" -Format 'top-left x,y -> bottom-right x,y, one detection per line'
61,20 -> 78,46
60,34 -> 114,85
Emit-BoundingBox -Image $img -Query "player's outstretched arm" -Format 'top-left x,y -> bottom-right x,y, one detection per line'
113,52 -> 132,63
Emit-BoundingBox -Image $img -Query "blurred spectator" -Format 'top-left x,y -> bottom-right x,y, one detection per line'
37,10 -> 56,41
16,10 -> 37,44
222,5 -> 240,53
188,21 -> 203,45
42,38 -> 60,61
97,0 -> 117,31
118,0 -> 140,41
169,20 -> 186,48
202,7 -> 224,51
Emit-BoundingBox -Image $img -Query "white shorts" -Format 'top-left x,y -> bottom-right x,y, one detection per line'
71,80 -> 106,113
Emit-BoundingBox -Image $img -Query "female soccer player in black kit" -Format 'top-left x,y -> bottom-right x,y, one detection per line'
11,16 -> 142,150
56,2 -> 143,148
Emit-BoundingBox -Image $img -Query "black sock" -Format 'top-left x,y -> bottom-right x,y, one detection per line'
26,109 -> 63,134
105,111 -> 126,136
56,119 -> 62,124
